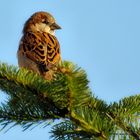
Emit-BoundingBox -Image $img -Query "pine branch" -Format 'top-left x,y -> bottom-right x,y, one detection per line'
64,64 -> 113,139
107,95 -> 140,139
0,61 -> 140,139
0,62 -> 69,130
50,120 -> 94,140
0,103 -> 54,132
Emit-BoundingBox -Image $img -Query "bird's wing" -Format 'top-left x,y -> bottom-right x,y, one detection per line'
18,31 -> 61,73
42,32 -> 61,66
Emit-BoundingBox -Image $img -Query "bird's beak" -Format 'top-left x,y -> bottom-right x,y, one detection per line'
52,22 -> 61,30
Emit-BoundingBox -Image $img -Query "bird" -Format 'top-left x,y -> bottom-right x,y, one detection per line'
17,11 -> 62,80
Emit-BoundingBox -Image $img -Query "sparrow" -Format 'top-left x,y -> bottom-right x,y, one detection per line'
17,11 -> 62,80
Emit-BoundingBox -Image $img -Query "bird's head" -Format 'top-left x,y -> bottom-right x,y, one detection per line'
23,11 -> 61,35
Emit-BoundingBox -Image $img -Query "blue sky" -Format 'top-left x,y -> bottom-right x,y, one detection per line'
0,0 -> 140,139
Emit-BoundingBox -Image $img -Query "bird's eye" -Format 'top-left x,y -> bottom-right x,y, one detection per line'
42,19 -> 46,23
42,19 -> 48,24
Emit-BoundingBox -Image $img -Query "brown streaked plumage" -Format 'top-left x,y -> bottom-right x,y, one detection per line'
17,11 -> 62,80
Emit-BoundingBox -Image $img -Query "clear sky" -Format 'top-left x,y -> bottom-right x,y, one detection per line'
0,0 -> 140,139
